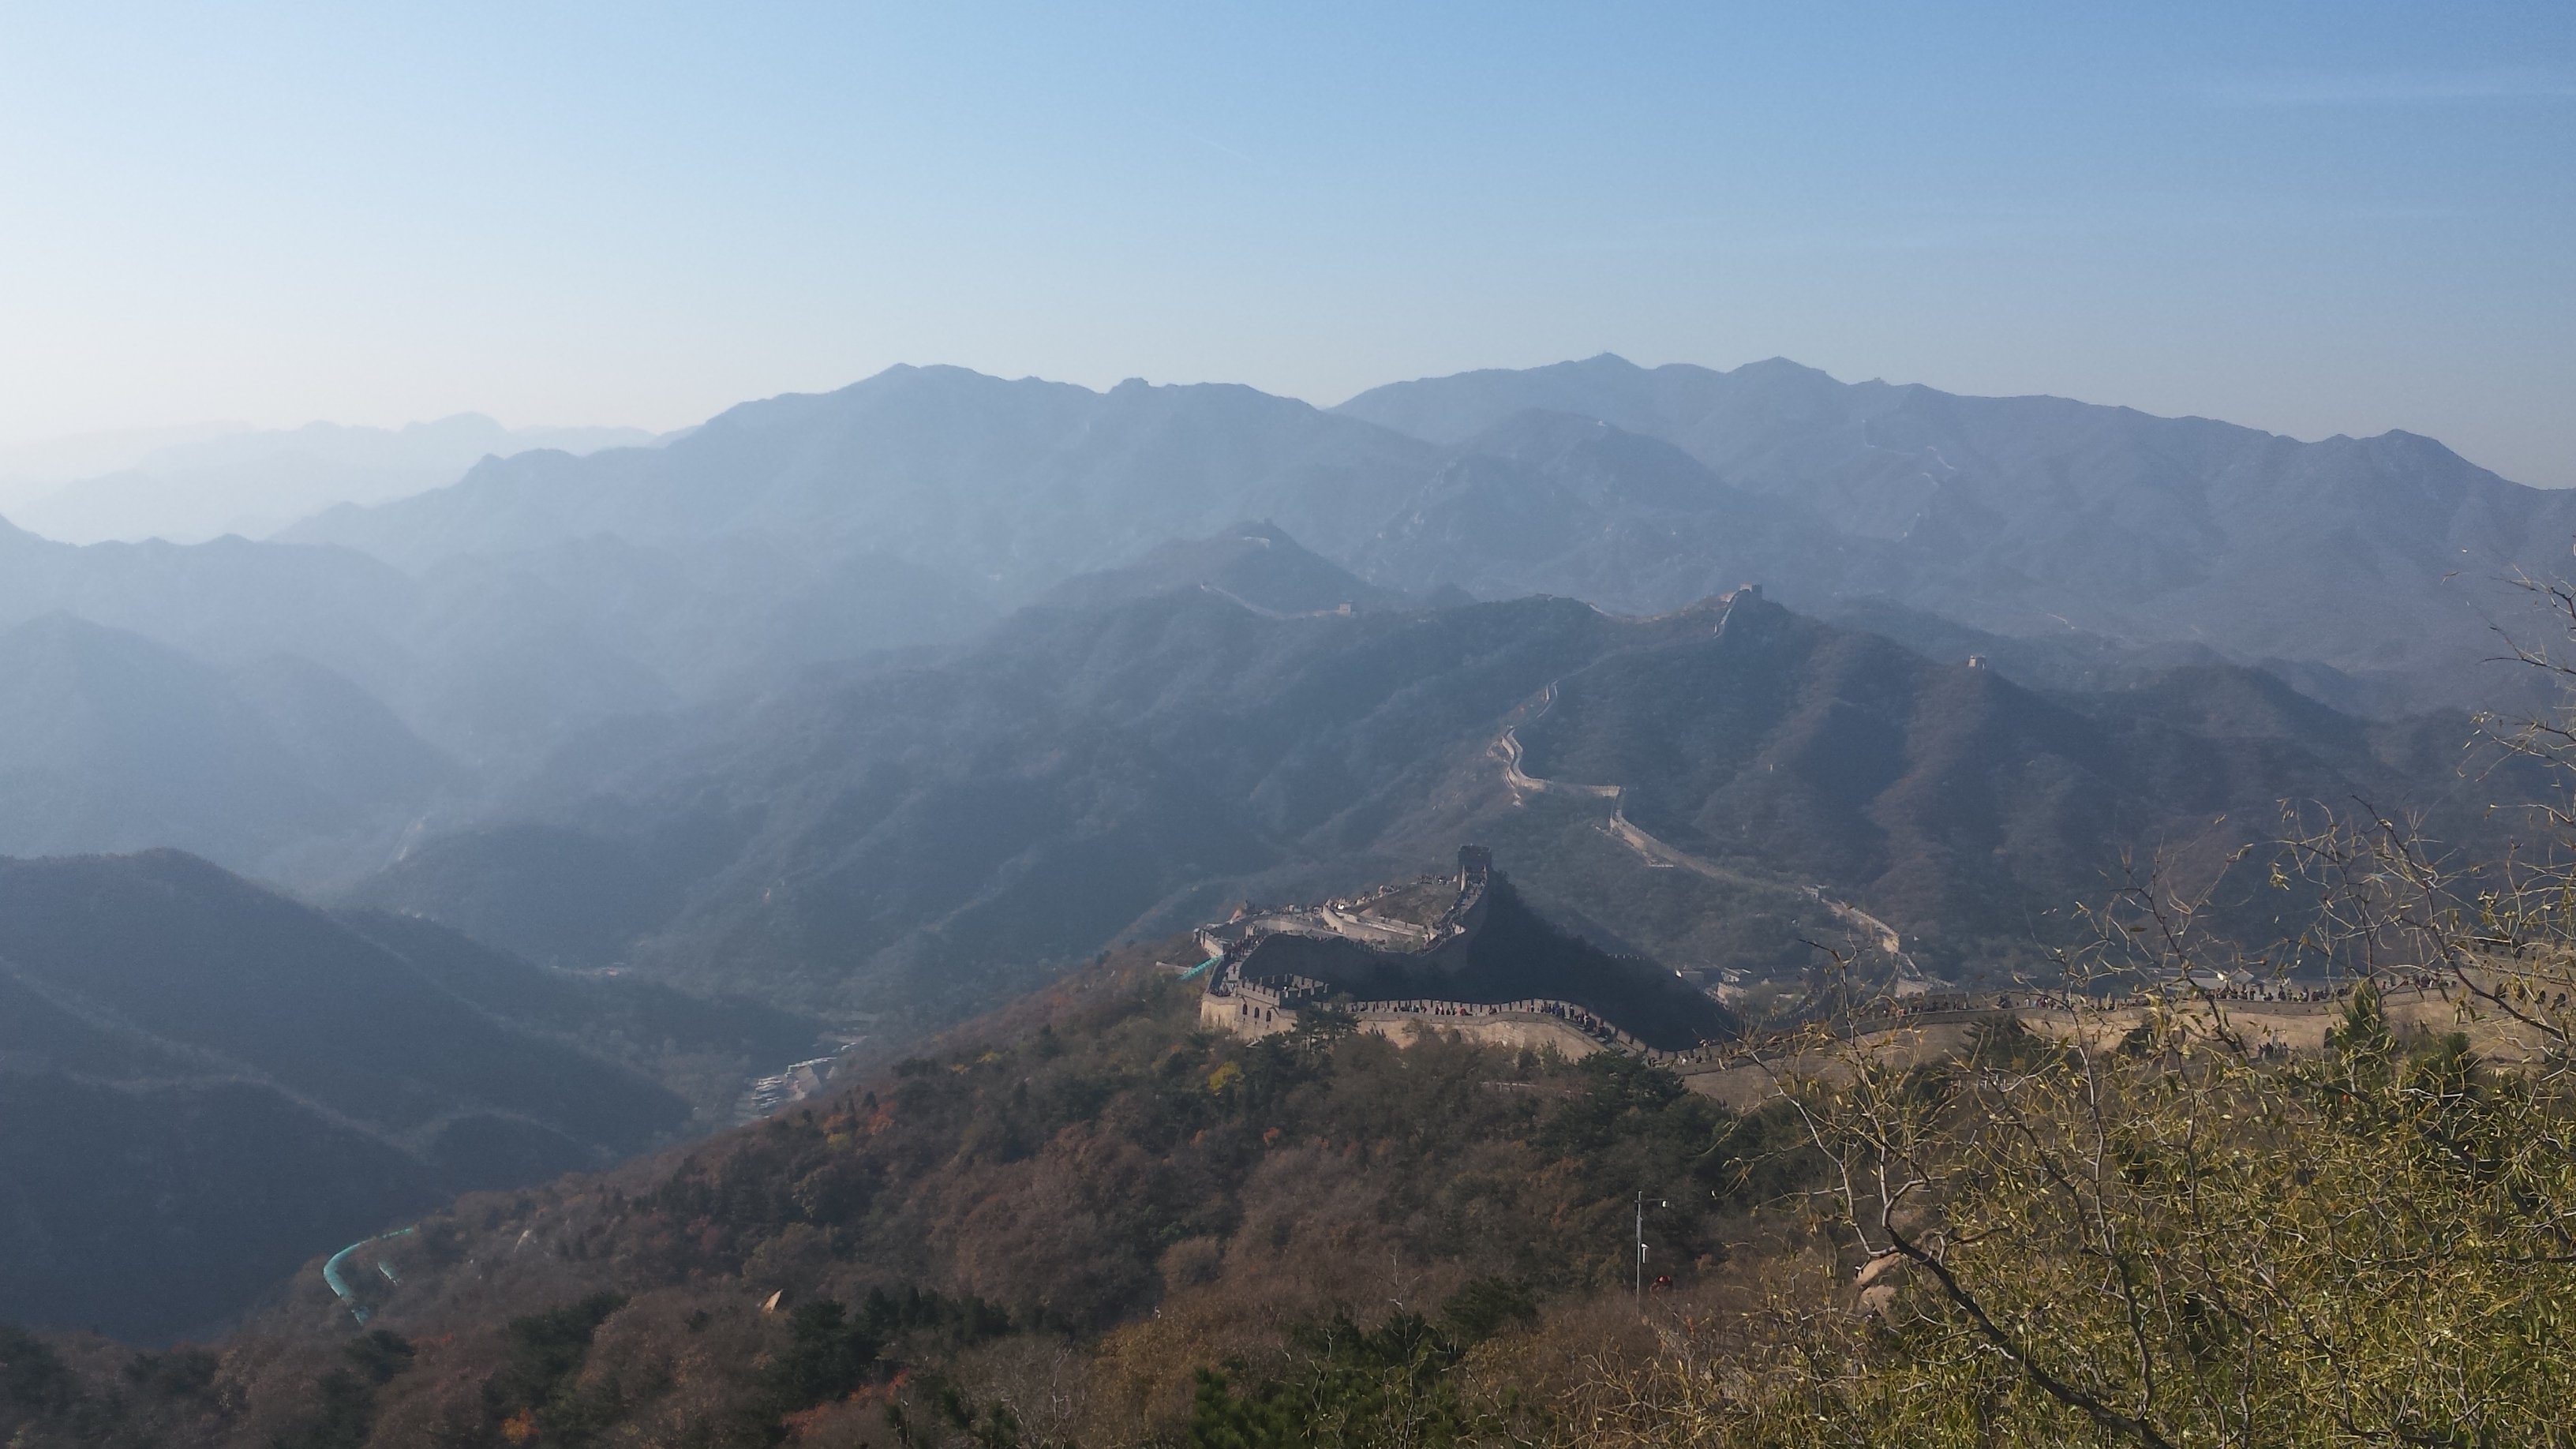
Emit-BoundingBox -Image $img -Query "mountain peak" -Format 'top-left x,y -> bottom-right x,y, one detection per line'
1724,355 -> 1840,382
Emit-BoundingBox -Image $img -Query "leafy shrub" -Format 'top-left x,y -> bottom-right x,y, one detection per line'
477,1294 -> 628,1449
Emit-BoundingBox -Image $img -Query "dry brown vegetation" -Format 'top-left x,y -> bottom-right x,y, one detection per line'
0,937 -> 1818,1449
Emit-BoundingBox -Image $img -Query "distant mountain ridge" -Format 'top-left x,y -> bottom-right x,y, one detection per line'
1339,354 -> 2575,709
6,413 -> 661,546
281,368 -> 1436,586
278,355 -> 2574,717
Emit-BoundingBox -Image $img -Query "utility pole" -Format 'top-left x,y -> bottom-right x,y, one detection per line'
1634,1190 -> 1646,1307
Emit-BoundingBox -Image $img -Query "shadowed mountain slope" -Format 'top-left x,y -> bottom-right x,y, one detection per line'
0,851 -> 706,1342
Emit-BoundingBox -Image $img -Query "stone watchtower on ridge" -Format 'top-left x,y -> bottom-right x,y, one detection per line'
1456,844 -> 1492,892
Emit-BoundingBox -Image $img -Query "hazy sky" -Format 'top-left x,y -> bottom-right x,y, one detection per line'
4,2 -> 2571,481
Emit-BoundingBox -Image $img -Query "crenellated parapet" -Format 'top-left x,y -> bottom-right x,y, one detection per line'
1197,963 -> 1332,1039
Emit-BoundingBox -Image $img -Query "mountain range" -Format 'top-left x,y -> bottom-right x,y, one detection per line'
280,355 -> 2576,715
0,355 -> 2557,834
0,352 -> 2552,1005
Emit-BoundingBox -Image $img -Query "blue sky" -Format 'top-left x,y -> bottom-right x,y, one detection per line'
2,2 -> 2570,481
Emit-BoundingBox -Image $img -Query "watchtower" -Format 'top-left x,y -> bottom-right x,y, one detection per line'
1457,844 -> 1492,892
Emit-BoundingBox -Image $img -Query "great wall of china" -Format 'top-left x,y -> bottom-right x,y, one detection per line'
1190,586 -> 2574,1103
1493,647 -> 1924,986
